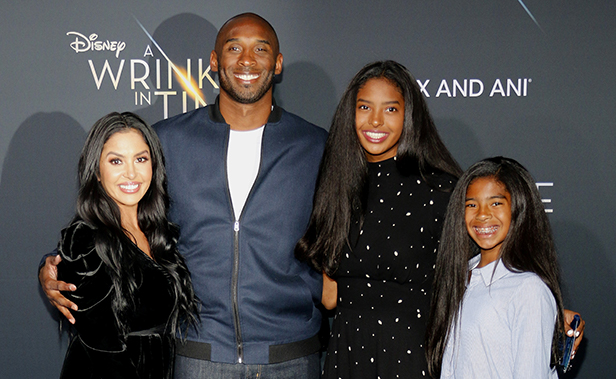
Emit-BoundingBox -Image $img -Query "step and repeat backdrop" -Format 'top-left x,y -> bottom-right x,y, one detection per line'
1,1 -> 614,378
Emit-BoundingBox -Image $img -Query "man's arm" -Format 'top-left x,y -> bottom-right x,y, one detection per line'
39,254 -> 78,324
564,309 -> 585,358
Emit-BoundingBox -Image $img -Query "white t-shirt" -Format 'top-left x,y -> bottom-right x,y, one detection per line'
226,125 -> 265,220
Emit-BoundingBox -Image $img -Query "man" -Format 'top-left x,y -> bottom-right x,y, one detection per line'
40,13 -> 327,378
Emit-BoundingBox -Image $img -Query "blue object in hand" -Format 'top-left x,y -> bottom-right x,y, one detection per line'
560,314 -> 580,373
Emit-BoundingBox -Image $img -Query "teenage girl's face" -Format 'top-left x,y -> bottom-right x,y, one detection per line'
98,129 -> 152,216
465,177 -> 512,266
355,78 -> 405,162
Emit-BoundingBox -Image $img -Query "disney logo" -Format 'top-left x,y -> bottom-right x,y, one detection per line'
67,31 -> 126,58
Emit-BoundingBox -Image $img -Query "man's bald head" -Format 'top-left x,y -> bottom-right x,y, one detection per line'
214,13 -> 280,56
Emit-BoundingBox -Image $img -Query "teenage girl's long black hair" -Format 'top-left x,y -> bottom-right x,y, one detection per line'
295,60 -> 462,275
74,111 -> 199,338
425,157 -> 565,377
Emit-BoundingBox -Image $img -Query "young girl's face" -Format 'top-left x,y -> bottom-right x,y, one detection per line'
355,78 -> 405,162
465,177 -> 512,266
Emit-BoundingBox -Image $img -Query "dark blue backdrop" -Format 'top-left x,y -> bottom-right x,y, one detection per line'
1,1 -> 614,378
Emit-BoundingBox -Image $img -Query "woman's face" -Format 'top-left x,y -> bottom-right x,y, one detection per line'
98,129 -> 152,216
355,77 -> 405,162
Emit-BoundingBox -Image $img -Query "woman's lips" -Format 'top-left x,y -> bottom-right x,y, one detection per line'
118,182 -> 140,193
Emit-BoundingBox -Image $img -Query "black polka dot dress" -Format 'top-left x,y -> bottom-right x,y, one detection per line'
323,157 -> 453,379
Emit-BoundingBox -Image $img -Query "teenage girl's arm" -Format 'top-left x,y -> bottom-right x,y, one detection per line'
322,272 -> 337,310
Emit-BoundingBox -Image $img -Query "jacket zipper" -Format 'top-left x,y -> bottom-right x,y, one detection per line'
224,128 -> 245,364
232,220 -> 243,363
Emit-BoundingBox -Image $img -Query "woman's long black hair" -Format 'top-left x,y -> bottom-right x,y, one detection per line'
425,157 -> 565,377
295,60 -> 462,276
74,111 -> 199,338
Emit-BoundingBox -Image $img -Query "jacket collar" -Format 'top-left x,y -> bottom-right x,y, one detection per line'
208,95 -> 283,124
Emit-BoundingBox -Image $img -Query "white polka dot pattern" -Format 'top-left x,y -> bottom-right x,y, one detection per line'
322,158 -> 454,379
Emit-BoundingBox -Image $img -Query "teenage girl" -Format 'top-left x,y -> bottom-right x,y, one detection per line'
296,60 -> 462,378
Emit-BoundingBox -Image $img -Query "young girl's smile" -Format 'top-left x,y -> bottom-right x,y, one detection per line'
465,177 -> 512,267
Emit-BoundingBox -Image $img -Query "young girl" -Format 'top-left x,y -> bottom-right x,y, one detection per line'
426,156 -> 565,378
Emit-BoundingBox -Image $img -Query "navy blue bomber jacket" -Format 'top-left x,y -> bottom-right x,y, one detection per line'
153,98 -> 327,365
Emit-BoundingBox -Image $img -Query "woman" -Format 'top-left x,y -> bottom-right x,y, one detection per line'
56,112 -> 199,378
296,60 -> 462,378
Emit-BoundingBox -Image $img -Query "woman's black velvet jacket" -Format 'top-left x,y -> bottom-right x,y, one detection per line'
57,220 -> 177,379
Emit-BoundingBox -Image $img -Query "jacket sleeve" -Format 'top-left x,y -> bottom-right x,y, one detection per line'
57,221 -> 137,378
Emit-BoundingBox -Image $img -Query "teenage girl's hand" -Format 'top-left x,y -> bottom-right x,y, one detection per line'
564,309 -> 585,359
322,272 -> 338,310
39,255 -> 78,324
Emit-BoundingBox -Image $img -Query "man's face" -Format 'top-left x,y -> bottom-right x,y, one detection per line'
210,16 -> 283,104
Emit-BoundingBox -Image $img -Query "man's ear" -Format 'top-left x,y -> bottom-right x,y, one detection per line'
210,50 -> 219,72
274,53 -> 283,75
